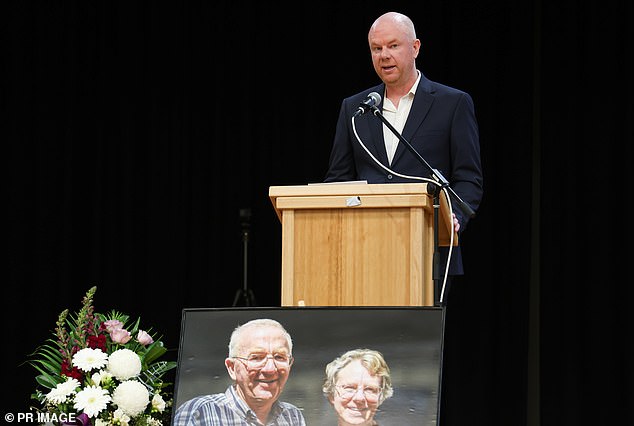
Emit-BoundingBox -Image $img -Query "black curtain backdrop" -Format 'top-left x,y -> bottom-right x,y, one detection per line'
5,1 -> 632,425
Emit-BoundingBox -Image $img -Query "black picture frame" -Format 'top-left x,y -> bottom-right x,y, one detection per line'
172,306 -> 444,425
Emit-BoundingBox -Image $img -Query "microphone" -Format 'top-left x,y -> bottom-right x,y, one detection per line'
353,92 -> 382,117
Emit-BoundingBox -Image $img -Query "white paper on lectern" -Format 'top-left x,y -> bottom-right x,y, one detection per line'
307,180 -> 368,185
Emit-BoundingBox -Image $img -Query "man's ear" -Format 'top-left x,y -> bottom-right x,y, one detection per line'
413,38 -> 421,58
225,357 -> 237,380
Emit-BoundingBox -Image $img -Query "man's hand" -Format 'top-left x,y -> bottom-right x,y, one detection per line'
452,213 -> 460,233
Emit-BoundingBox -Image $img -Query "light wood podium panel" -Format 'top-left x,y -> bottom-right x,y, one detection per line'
269,183 -> 456,307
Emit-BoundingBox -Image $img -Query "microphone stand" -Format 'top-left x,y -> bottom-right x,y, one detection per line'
369,106 -> 475,305
233,208 -> 257,307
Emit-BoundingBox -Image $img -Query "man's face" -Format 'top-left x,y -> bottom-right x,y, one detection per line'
368,20 -> 420,88
329,360 -> 382,425
225,326 -> 292,409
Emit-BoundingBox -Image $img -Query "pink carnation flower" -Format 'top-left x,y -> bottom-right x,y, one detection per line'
110,328 -> 132,344
137,330 -> 154,346
102,319 -> 124,333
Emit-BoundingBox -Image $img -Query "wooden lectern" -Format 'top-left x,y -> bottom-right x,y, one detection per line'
268,183 -> 457,307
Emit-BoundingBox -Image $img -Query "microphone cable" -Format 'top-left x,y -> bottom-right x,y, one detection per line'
351,115 -> 455,304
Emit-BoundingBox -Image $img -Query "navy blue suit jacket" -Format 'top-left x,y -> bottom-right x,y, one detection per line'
325,73 -> 483,275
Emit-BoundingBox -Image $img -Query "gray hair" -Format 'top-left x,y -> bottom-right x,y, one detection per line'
322,348 -> 394,404
227,318 -> 293,357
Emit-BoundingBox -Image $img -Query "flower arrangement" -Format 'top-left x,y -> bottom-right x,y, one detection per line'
28,286 -> 177,425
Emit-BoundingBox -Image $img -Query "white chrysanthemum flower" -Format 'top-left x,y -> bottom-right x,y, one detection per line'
45,377 -> 81,404
113,408 -> 131,425
72,347 -> 109,372
107,348 -> 142,380
151,394 -> 166,412
112,380 -> 150,417
73,385 -> 112,418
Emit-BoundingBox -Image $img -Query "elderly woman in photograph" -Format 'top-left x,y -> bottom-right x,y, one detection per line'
322,348 -> 394,426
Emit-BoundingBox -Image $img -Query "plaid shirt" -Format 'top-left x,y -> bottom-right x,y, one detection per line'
172,385 -> 306,426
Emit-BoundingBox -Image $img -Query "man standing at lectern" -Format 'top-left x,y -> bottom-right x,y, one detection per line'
324,11 -> 483,304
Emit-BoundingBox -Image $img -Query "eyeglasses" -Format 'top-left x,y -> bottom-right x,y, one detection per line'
335,384 -> 382,401
233,353 -> 293,370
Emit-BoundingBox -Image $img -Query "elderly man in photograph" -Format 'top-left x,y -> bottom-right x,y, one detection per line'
173,318 -> 306,425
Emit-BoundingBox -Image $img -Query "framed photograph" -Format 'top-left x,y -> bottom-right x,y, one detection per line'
173,307 -> 444,425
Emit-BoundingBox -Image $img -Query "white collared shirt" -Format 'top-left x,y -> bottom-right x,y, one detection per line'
381,70 -> 421,165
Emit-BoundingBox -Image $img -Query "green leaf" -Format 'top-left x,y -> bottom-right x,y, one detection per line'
29,359 -> 60,377
143,341 -> 167,365
128,316 -> 141,334
27,342 -> 64,378
35,373 -> 62,389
